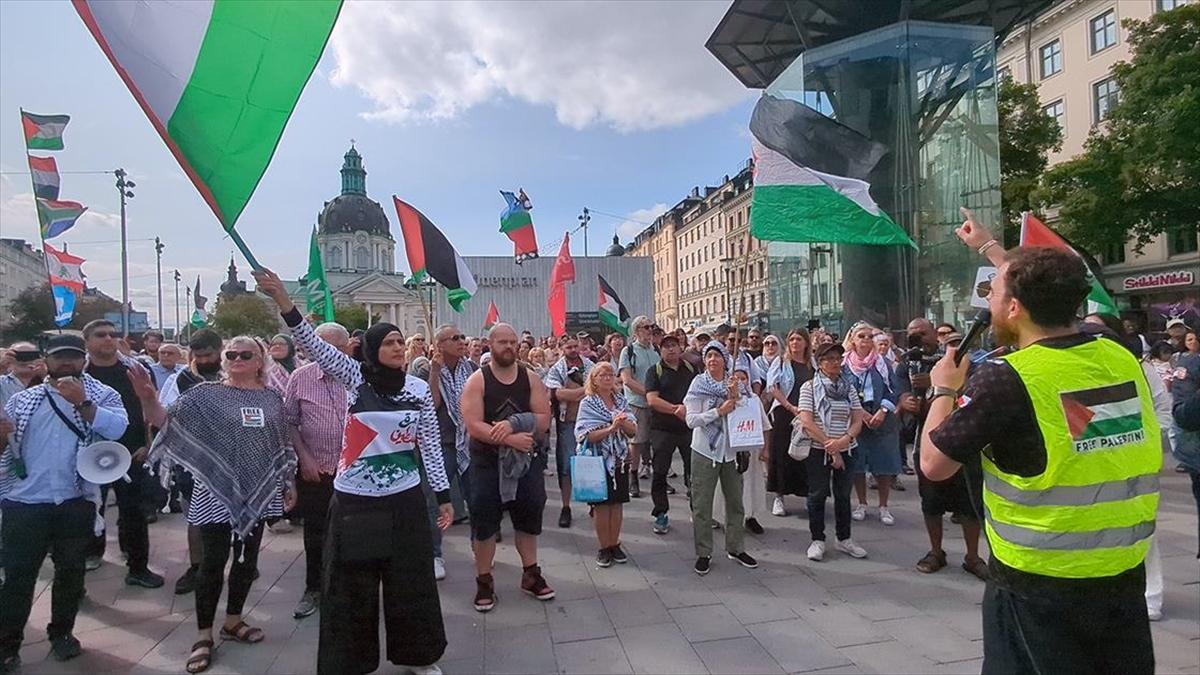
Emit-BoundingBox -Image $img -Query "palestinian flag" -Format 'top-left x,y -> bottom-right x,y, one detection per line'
749,95 -> 914,248
21,111 -> 69,151
72,0 -> 342,245
500,189 -> 539,263
1020,212 -> 1119,316
36,198 -> 87,240
28,156 -> 61,200
483,300 -> 499,330
44,242 -> 87,293
340,412 -> 420,477
394,197 -> 477,312
597,274 -> 630,336
1060,381 -> 1146,453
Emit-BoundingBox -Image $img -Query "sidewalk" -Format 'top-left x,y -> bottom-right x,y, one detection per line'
13,462 -> 1199,674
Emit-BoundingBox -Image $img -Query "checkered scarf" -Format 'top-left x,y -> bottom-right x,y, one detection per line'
439,357 -> 474,474
575,392 -> 630,476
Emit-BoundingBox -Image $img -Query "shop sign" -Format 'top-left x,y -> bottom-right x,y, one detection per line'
477,276 -> 539,289
1121,270 -> 1195,291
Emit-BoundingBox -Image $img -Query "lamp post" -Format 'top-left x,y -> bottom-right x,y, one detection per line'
173,269 -> 181,341
114,168 -> 135,336
578,207 -> 590,257
154,236 -> 164,331
720,256 -> 736,324
404,276 -> 438,339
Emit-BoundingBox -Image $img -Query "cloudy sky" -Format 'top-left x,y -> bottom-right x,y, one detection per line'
0,0 -> 756,329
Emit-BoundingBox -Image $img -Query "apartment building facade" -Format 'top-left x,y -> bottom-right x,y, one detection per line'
997,0 -> 1198,331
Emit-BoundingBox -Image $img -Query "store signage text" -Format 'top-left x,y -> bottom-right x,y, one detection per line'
1121,271 -> 1195,291
477,276 -> 539,289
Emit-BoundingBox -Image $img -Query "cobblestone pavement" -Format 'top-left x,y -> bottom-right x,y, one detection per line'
12,457 -> 1200,674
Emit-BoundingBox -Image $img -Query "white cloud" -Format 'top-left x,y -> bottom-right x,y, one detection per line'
615,203 -> 668,242
329,0 -> 750,131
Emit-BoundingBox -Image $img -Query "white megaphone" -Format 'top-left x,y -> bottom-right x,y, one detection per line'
76,441 -> 132,484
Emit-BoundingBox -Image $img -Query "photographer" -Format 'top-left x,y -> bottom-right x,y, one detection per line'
921,239 -> 1161,674
897,319 -> 988,580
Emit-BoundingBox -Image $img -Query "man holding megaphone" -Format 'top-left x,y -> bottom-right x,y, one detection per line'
0,334 -> 130,669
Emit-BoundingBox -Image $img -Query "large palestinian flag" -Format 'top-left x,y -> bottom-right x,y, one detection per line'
597,274 -> 630,336
1020,212 -> 1119,316
749,95 -> 914,248
394,197 -> 477,312
73,0 -> 342,253
1060,381 -> 1146,453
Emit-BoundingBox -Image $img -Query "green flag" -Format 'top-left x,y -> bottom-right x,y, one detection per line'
301,227 -> 335,322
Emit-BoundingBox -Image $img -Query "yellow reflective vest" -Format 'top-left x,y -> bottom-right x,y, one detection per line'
982,336 -> 1161,579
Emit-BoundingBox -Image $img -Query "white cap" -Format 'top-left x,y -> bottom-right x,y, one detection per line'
1166,318 -> 1186,329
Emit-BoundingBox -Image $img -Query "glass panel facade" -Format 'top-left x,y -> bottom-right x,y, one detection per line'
763,21 -> 1001,335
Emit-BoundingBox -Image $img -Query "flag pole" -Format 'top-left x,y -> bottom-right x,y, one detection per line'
227,227 -> 262,271
21,107 -> 63,334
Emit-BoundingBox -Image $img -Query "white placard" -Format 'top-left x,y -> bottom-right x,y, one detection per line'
971,267 -> 997,309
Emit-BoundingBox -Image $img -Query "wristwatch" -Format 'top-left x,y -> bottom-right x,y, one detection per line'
926,386 -> 959,402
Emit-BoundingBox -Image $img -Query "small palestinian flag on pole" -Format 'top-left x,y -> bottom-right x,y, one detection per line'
394,197 -> 478,312
36,198 -> 87,240
1020,212 -> 1119,316
28,156 -> 61,199
500,189 -> 539,264
1060,381 -> 1146,453
597,274 -> 630,337
21,111 -> 70,151
483,300 -> 499,330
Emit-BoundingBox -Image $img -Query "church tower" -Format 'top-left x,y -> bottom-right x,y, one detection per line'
315,144 -> 395,274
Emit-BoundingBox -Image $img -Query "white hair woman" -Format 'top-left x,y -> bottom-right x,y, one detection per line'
134,336 -> 296,673
574,362 -> 636,567
842,322 -> 901,526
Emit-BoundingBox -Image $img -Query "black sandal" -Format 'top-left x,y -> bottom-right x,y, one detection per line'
916,550 -> 947,574
186,639 -> 213,673
219,621 -> 264,644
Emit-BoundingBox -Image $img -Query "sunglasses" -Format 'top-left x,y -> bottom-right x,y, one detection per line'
442,334 -> 466,342
224,350 -> 257,361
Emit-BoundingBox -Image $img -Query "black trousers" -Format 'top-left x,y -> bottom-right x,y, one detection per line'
806,451 -> 856,542
297,473 -> 336,592
649,429 -> 691,517
92,463 -> 151,571
981,572 -> 1154,675
0,498 -> 94,658
194,522 -> 264,631
319,488 -> 445,675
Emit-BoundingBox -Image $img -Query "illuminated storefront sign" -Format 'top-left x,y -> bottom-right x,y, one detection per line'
1120,270 -> 1196,292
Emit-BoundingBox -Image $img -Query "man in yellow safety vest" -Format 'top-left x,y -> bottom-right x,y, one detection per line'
921,245 -> 1160,674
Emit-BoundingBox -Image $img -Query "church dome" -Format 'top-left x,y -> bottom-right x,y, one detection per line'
317,144 -> 393,239
605,234 -> 626,257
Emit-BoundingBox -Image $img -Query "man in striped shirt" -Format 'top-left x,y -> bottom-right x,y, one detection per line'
282,322 -> 350,620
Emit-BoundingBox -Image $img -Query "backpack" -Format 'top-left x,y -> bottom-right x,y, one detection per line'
654,359 -> 694,378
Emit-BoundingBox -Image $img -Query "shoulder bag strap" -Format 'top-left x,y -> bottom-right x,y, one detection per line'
45,393 -> 88,441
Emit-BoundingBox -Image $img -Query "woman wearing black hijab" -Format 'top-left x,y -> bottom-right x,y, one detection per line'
254,269 -> 452,675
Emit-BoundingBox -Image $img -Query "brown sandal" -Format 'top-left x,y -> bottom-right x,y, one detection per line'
916,550 -> 947,574
962,557 -> 990,581
219,621 -> 264,644
186,639 -> 213,673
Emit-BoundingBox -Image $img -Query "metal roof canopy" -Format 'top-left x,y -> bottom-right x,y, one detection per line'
706,0 -> 1053,89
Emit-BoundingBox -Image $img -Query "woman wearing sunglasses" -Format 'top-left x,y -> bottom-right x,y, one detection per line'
252,268 -> 451,675
134,336 -> 296,673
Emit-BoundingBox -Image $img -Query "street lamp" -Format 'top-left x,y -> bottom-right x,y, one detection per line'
173,269 -> 181,341
155,236 -> 164,331
578,208 -> 590,257
114,168 -> 135,336
719,256 -> 737,324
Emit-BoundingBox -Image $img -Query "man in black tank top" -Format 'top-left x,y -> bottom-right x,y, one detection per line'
460,324 -> 554,613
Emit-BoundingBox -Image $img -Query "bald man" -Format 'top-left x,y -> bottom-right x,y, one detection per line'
460,324 -> 554,612
0,343 -> 44,409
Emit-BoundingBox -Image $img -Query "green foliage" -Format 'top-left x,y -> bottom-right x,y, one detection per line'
332,304 -> 379,332
1,284 -> 123,342
998,78 -> 1062,245
209,294 -> 281,338
1039,4 -> 1200,253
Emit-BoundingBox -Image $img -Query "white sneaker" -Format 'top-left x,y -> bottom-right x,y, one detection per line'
771,497 -> 787,517
879,507 -> 895,526
403,664 -> 443,675
806,540 -> 826,561
433,557 -> 446,581
835,538 -> 868,559
1147,607 -> 1163,621
851,504 -> 866,521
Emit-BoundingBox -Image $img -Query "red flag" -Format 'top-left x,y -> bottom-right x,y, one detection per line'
483,300 -> 499,330
551,233 -> 575,287
548,283 -> 567,337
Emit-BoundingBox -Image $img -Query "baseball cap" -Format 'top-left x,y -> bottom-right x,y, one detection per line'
45,334 -> 86,356
814,342 -> 845,360
576,331 -> 590,339
694,332 -> 711,342
1165,318 -> 1186,330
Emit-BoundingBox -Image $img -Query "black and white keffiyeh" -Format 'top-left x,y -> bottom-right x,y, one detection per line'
685,341 -> 751,452
439,357 -> 474,474
149,382 -> 295,538
574,392 -> 631,476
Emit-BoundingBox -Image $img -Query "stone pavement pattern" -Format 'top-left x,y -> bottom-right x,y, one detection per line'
13,458 -> 1200,674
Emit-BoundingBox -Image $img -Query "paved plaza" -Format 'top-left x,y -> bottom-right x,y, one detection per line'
11,457 -> 1200,675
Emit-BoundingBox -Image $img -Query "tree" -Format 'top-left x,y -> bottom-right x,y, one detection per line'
998,78 -> 1062,245
1039,5 -> 1200,253
209,294 -> 282,338
1,284 -> 123,342
332,304 -> 379,333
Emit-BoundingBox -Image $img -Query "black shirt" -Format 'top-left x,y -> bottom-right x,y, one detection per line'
645,359 -> 696,433
86,361 -> 148,452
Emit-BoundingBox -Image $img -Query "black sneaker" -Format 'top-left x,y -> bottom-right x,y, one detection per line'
596,548 -> 614,568
609,544 -> 628,564
558,506 -> 572,528
693,556 -> 711,576
174,565 -> 198,595
628,473 -> 641,498
665,482 -> 677,495
125,568 -> 165,589
745,518 -> 764,535
727,551 -> 758,569
50,634 -> 81,661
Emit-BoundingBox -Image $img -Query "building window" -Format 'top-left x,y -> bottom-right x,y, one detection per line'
1093,77 -> 1120,123
1039,40 -> 1062,79
1168,225 -> 1199,255
1103,240 -> 1126,264
328,245 -> 343,269
1043,99 -> 1065,129
997,65 -> 1012,81
1090,10 -> 1117,54
354,246 -> 371,270
1156,0 -> 1187,12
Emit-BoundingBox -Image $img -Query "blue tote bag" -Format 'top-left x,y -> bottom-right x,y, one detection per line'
570,440 -> 608,503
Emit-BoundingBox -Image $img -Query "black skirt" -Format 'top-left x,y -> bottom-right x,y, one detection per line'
767,406 -> 808,497
589,459 -> 631,506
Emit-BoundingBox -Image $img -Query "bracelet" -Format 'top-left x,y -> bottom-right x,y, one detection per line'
977,239 -> 999,255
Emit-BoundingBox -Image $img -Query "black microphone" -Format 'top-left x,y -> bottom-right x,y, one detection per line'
954,309 -> 992,366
